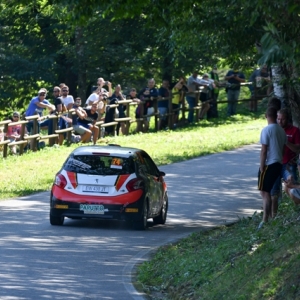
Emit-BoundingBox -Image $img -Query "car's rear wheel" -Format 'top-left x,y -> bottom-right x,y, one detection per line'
134,200 -> 148,230
50,213 -> 64,226
153,193 -> 168,225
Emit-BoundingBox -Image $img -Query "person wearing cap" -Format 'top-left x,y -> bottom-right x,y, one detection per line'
25,88 -> 55,134
6,111 -> 28,154
225,66 -> 246,116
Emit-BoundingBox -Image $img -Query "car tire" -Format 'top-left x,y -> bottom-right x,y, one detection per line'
134,200 -> 148,230
153,193 -> 168,225
50,213 -> 64,226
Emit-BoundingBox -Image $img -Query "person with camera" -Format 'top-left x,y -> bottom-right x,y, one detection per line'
73,102 -> 99,144
225,67 -> 245,116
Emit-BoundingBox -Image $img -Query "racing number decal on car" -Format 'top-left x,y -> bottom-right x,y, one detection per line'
111,157 -> 123,169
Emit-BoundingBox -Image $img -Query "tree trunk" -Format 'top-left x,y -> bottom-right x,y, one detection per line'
75,27 -> 87,102
272,64 -> 287,107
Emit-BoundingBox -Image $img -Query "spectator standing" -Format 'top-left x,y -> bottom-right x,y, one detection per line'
171,77 -> 188,129
58,85 -> 74,140
208,66 -> 219,119
186,71 -> 201,123
86,77 -> 112,106
111,84 -> 126,135
158,80 -> 170,130
270,108 -> 300,209
249,65 -> 271,111
74,103 -> 99,144
198,73 -> 214,120
138,78 -> 158,132
225,67 -> 245,116
126,88 -> 144,133
25,88 -> 55,134
70,97 -> 83,143
258,107 -> 286,229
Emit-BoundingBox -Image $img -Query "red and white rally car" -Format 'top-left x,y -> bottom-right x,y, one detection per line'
50,145 -> 168,230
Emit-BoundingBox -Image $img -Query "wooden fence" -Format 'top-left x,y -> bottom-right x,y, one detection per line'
0,84 -> 267,158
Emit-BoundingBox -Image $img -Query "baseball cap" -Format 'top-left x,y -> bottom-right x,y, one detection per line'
13,111 -> 20,117
203,73 -> 209,78
38,88 -> 47,94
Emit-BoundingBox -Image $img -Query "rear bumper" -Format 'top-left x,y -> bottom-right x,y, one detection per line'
50,192 -> 145,222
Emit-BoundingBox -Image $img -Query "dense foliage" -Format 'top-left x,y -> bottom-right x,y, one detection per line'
1,0 -> 300,121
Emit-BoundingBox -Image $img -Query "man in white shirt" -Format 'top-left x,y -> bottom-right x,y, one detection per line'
61,85 -> 74,110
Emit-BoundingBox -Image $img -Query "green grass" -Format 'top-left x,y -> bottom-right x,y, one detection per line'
0,112 -> 264,200
2,98 -> 299,299
135,199 -> 300,300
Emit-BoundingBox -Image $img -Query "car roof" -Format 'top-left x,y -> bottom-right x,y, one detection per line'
70,145 -> 143,158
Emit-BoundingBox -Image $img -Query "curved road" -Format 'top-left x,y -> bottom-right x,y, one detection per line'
0,144 -> 261,300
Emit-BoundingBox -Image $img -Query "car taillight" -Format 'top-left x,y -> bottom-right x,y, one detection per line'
54,174 -> 67,189
126,178 -> 144,192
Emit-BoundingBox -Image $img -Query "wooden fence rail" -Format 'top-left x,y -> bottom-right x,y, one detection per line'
0,83 -> 267,158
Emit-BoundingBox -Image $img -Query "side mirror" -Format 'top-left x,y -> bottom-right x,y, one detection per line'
159,171 -> 166,177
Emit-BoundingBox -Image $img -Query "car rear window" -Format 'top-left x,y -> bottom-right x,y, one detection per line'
64,155 -> 135,175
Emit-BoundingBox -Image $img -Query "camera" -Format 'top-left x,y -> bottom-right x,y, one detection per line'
105,81 -> 109,85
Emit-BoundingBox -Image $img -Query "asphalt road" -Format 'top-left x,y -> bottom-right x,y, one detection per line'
0,144 -> 262,300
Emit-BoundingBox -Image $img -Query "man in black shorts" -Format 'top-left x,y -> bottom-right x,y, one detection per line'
258,107 -> 286,229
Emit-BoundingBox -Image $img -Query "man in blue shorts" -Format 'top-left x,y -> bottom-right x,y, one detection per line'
258,107 -> 286,229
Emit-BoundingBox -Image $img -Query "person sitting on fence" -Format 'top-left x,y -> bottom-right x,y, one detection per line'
158,79 -> 170,130
138,78 -> 158,132
73,102 -> 99,144
25,88 -> 55,134
126,88 -> 144,133
61,85 -> 74,110
6,111 -> 28,154
111,84 -> 127,135
198,73 -> 215,121
172,77 -> 188,128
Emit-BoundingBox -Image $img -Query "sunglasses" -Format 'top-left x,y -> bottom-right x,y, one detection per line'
13,115 -> 19,118
39,93 -> 46,96
53,90 -> 60,93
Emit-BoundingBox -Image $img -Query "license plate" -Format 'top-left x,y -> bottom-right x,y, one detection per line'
80,204 -> 106,214
82,185 -> 108,193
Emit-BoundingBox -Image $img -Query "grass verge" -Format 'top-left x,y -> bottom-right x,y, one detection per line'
0,114 -> 264,200
135,196 -> 300,299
